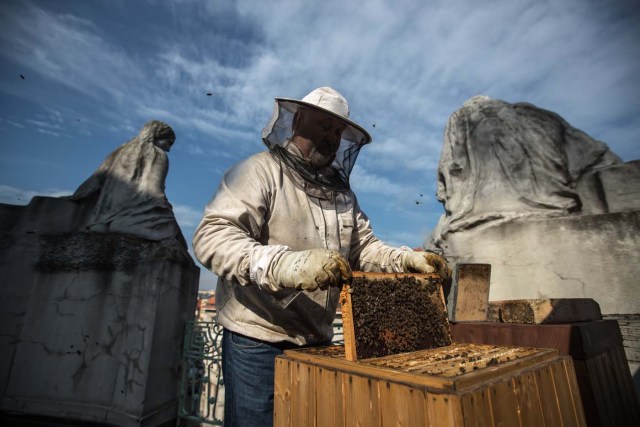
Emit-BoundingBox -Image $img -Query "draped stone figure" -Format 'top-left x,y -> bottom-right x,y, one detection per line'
431,96 -> 621,246
72,120 -> 182,242
427,95 -> 640,319
0,120 -> 199,426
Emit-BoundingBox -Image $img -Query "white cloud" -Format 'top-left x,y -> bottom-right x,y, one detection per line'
0,185 -> 72,205
172,203 -> 204,229
350,165 -> 414,198
229,0 -> 639,162
2,0 -> 637,294
0,4 -> 143,103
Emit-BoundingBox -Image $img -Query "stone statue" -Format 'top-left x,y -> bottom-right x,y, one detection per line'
72,120 -> 182,242
431,96 -> 621,246
0,120 -> 199,425
427,96 -> 640,318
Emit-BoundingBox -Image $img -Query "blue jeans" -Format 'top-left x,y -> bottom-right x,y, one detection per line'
222,329 -> 293,427
222,329 -> 330,426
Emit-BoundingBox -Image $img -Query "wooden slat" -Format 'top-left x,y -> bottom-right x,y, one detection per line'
460,388 -> 493,427
512,370 -> 544,426
339,284 -> 357,361
561,358 -> 587,427
535,364 -> 563,426
273,357 -> 291,427
604,314 -> 640,363
589,347 -> 640,426
378,382 -> 428,427
426,392 -> 463,427
315,367 -> 344,427
487,378 -> 520,427
571,360 -> 600,425
584,354 -> 607,426
453,349 -> 559,390
550,358 -> 583,427
451,322 -> 575,354
608,345 -> 640,425
343,374 -> 380,427
453,263 -> 491,322
591,352 -> 621,426
289,360 -> 316,426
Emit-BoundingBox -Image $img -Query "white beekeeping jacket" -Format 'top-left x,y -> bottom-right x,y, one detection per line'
193,149 -> 410,345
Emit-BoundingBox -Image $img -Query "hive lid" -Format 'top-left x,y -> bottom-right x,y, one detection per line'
283,343 -> 560,390
340,272 -> 451,361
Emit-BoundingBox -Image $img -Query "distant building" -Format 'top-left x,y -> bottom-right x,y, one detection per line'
196,290 -> 216,322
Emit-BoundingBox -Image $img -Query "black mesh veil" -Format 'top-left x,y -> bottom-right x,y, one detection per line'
262,98 -> 372,193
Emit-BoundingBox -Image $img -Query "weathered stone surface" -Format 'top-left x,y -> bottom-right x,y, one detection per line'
431,95 -> 622,245
70,120 -> 181,242
0,197 -> 198,426
435,210 -> 640,314
0,121 -> 199,426
429,96 -> 640,315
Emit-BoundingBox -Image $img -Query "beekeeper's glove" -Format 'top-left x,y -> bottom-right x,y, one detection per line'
402,251 -> 452,281
273,249 -> 352,292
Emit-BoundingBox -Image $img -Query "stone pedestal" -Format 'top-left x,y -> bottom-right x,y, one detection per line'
439,211 -> 640,315
0,197 -> 199,426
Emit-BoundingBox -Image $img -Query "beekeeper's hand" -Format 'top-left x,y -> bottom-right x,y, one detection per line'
402,251 -> 452,281
273,249 -> 352,292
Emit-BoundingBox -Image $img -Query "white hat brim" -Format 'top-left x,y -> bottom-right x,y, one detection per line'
275,98 -> 372,145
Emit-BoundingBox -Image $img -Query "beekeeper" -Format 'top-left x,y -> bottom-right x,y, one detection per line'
193,86 -> 451,426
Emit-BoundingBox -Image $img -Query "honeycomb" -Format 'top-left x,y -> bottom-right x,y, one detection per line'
295,343 -> 544,377
341,273 -> 451,359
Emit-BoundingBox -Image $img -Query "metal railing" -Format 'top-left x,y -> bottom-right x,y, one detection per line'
178,314 -> 343,425
178,321 -> 225,425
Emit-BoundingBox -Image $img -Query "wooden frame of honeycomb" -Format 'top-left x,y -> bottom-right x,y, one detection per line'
340,272 -> 451,361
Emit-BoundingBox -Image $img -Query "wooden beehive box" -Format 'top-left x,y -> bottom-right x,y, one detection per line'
450,320 -> 640,426
340,272 -> 451,360
274,343 -> 586,427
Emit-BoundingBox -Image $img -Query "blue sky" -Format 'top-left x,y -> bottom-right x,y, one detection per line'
1,0 -> 639,290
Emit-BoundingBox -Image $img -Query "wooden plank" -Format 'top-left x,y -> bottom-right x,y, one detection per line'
534,364 -> 563,426
379,382 -> 428,427
550,358 -> 583,427
605,314 -> 640,363
571,360 -> 600,425
452,263 -> 491,322
426,392 -> 463,427
512,370 -> 544,426
273,356 -> 291,427
284,344 -> 559,391
589,347 -> 640,427
460,388 -> 493,427
584,355 -> 608,426
608,345 -> 640,425
343,374 -> 381,427
453,349 -> 559,390
450,320 -> 624,358
489,299 -> 602,324
315,367 -> 344,427
594,352 -> 623,425
284,348 -> 453,390
289,360 -> 316,427
339,284 -> 357,362
561,358 -> 587,427
487,378 -> 520,427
